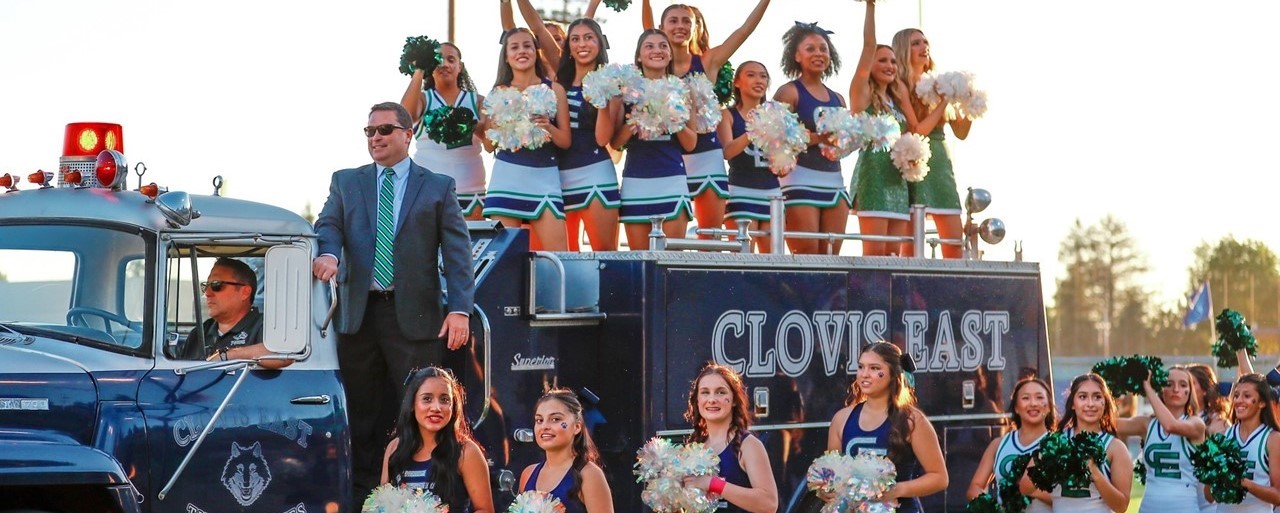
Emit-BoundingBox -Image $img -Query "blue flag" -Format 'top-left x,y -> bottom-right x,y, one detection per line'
1183,280 -> 1212,329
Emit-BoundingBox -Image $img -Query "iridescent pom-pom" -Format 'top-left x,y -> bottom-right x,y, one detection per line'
746,101 -> 810,177
857,112 -> 901,153
508,491 -> 566,513
402,489 -> 449,513
805,451 -> 855,513
686,74 -> 723,134
582,63 -> 642,108
484,85 -> 556,151
626,76 -> 691,140
362,484 -> 418,513
1212,308 -> 1259,368
891,133 -> 931,182
814,107 -> 860,161
915,72 -> 941,107
634,437 -> 720,513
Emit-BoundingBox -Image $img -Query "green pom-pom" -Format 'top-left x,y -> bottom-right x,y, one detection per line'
399,35 -> 444,76
1191,433 -> 1249,504
713,62 -> 735,106
1028,432 -> 1106,493
1133,457 -> 1147,486
965,492 -> 1000,513
602,0 -> 632,12
422,106 -> 477,149
996,479 -> 1031,513
1091,355 -> 1170,398
1212,308 -> 1258,368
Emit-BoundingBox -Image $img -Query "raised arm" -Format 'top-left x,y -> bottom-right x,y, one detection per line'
501,0 -> 516,31
585,0 -> 602,19
641,0 -> 655,30
1144,380 -> 1207,442
401,71 -> 429,125
847,0 -> 878,113
702,0 -> 771,80
516,0 -> 562,66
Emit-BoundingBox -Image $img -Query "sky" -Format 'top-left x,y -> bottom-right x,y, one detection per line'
2,0 -> 1277,309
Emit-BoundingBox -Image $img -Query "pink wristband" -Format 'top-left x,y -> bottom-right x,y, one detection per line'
708,476 -> 727,496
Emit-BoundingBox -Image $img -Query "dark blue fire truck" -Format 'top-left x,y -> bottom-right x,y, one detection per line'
0,128 -> 1048,513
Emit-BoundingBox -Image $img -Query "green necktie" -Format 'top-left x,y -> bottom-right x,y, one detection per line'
373,167 -> 396,289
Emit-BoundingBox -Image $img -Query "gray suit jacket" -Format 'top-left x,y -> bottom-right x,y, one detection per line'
315,161 -> 475,338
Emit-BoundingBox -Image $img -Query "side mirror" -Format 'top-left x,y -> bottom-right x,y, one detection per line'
156,191 -> 201,227
262,244 -> 310,355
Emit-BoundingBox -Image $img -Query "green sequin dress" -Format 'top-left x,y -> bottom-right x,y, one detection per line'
850,102 -> 910,220
907,125 -> 963,215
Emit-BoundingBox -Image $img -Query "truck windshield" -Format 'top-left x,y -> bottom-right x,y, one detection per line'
0,224 -> 149,352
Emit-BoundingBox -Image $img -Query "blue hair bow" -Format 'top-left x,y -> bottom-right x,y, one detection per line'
794,21 -> 834,36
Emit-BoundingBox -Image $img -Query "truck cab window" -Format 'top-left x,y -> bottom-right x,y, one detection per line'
163,248 -> 266,362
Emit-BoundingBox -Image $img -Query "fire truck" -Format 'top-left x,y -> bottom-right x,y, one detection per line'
0,124 -> 1050,513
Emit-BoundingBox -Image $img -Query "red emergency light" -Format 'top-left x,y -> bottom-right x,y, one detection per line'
63,122 -> 124,157
139,182 -> 160,199
0,173 -> 17,191
95,150 -> 128,190
28,170 -> 53,188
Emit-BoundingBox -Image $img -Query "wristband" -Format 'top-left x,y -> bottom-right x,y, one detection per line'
219,348 -> 229,361
708,476 -> 726,496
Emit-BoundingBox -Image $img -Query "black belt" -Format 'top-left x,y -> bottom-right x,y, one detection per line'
368,290 -> 395,301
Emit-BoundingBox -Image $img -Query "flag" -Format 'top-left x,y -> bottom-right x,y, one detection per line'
1183,280 -> 1212,329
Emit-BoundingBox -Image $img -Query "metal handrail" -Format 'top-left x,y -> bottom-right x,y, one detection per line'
159,361 -> 253,499
471,304 -> 492,428
320,279 -> 338,338
529,251 -> 567,314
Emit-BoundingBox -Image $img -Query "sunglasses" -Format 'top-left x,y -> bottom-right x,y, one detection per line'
363,124 -> 407,137
201,280 -> 248,293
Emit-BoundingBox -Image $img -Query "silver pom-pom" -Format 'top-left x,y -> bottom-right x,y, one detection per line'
891,133 -> 931,182
582,63 -> 642,108
484,85 -> 558,151
685,74 -> 723,134
625,76 -> 691,140
508,491 -> 565,513
362,484 -> 420,513
745,101 -> 810,176
634,437 -> 721,513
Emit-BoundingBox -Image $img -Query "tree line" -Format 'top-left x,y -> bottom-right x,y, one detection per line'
1048,215 -> 1280,357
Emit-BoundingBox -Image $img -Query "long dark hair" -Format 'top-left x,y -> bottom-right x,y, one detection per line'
849,342 -> 918,472
424,42 -> 478,92
536,389 -> 601,501
730,61 -> 769,108
495,28 -> 549,88
1057,373 -> 1117,435
1007,378 -> 1056,431
634,29 -> 676,76
557,18 -> 610,89
1188,364 -> 1227,420
1230,373 -> 1280,431
684,363 -> 753,461
388,367 -> 476,508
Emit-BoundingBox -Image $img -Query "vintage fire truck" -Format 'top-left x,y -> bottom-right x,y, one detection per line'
0,124 -> 1049,513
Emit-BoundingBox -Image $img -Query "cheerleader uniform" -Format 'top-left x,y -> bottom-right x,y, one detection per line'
1199,411 -> 1217,513
1220,423 -> 1275,513
993,430 -> 1051,513
780,81 -> 851,208
398,459 -> 473,513
724,108 -> 780,221
715,438 -> 755,513
619,111 -> 693,224
559,85 -> 621,212
905,124 -> 962,216
412,88 -> 487,216
679,54 -> 730,199
483,81 -> 566,220
524,461 -> 586,513
1050,429 -> 1115,513
851,101 -> 910,220
841,402 -> 923,513
1138,417 -> 1199,513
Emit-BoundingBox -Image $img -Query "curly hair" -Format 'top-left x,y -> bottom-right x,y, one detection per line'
780,24 -> 840,79
684,363 -> 753,461
423,42 -> 478,93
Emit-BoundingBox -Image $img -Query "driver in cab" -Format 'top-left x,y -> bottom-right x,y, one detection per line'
180,257 -> 291,369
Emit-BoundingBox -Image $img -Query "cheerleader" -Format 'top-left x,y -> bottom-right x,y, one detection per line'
641,0 -> 772,239
518,389 -> 613,513
827,342 -> 947,513
847,0 -> 917,257
1115,366 -> 1205,513
1039,374 -> 1131,513
482,28 -> 572,251
681,364 -> 778,513
502,0 -> 564,75
718,61 -> 778,253
890,28 -> 967,258
1188,364 -> 1231,434
612,29 -> 697,250
1217,373 -> 1280,512
382,367 -> 494,513
400,42 -> 488,220
968,378 -> 1055,513
773,20 -> 851,255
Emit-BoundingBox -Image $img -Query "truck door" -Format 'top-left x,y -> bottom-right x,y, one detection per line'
139,245 -> 346,513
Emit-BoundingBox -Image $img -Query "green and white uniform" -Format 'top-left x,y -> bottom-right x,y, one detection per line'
1138,417 -> 1198,513
994,430 -> 1051,513
1220,424 -> 1274,513
1051,429 -> 1115,513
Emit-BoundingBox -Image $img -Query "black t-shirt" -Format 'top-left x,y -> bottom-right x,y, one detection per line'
181,308 -> 263,360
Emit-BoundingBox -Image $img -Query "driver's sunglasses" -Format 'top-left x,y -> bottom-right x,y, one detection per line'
363,124 -> 407,137
201,280 -> 248,293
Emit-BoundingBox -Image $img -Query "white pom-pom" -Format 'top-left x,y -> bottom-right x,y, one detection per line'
685,74 -> 723,134
891,133 -> 931,182
634,438 -> 721,513
957,88 -> 987,119
627,76 -> 691,140
582,63 -> 641,108
402,489 -> 449,513
362,484 -> 419,513
484,85 -> 558,151
507,491 -> 565,513
745,101 -> 810,176
915,72 -> 941,107
524,84 -> 558,117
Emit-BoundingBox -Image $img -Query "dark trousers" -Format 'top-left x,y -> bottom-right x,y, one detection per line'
339,293 -> 443,510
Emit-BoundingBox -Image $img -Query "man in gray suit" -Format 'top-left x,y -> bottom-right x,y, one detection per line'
312,102 -> 475,504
